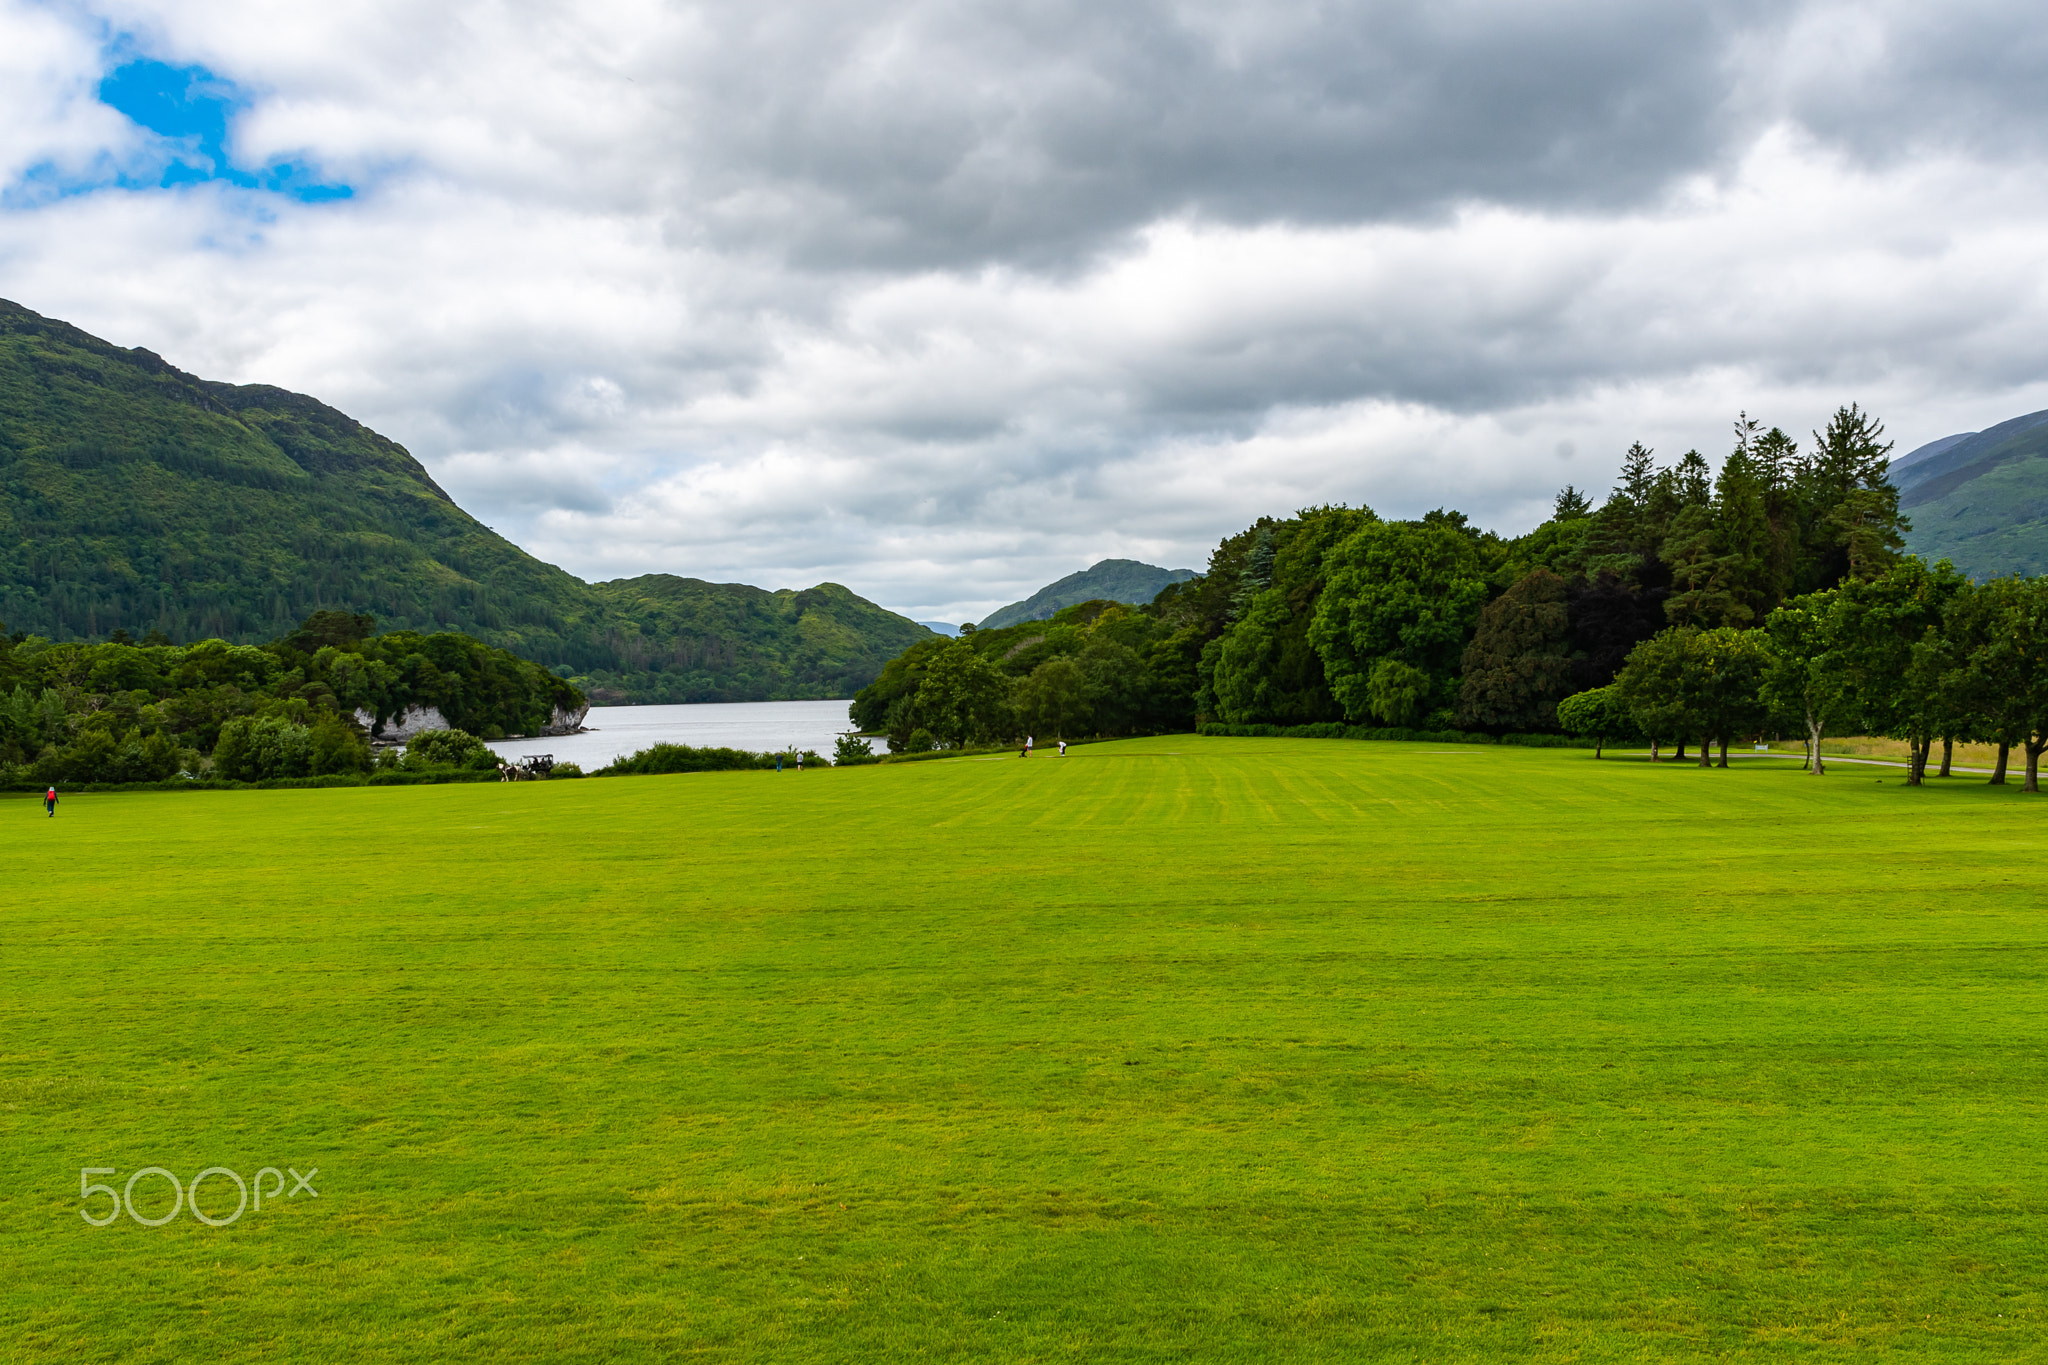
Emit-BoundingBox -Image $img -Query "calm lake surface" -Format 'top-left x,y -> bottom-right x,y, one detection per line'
483,699 -> 857,769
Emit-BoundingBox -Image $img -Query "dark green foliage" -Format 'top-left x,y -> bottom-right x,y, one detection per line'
833,732 -> 879,765
291,628 -> 585,740
0,301 -> 929,703
1563,573 -> 1667,692
856,405 -> 1924,752
908,639 -> 1015,748
854,597 -> 1199,748
1613,628 -> 1699,751
0,611 -> 564,784
1310,514 -> 1492,725
1821,559 -> 1969,782
1457,568 -> 1574,731
1554,685 -> 1640,756
213,714 -> 370,781
402,728 -> 495,771
1203,507 -> 1371,726
33,726 -> 184,785
596,743 -> 822,775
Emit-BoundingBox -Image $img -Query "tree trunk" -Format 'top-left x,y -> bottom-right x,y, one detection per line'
2027,738 -> 2045,794
1939,737 -> 1953,778
1594,734 -> 1603,759
1906,736 -> 1925,786
1806,714 -> 1825,775
1697,736 -> 1712,768
1650,738 -> 1660,763
1991,742 -> 2009,785
1716,737 -> 1729,768
1674,738 -> 1687,761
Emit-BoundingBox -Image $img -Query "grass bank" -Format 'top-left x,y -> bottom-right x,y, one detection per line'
3,738 -> 2044,1361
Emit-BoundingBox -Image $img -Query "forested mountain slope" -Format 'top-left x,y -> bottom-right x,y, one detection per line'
979,558 -> 1196,630
0,301 -> 929,701
1894,410 -> 2048,578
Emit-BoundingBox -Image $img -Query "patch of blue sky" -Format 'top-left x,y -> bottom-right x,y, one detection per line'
4,54 -> 354,208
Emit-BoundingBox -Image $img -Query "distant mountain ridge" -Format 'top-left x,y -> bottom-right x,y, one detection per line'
979,558 -> 1197,630
1894,409 -> 2048,578
0,300 -> 931,702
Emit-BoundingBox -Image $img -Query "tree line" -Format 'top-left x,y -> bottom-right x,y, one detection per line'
0,609 -> 584,786
1560,558 -> 2048,789
856,405 -> 1918,754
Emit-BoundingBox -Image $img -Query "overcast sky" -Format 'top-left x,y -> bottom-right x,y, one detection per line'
4,0 -> 2047,621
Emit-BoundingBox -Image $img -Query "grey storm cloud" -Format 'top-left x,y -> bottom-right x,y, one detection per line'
659,0 -> 1757,270
4,0 -> 2048,618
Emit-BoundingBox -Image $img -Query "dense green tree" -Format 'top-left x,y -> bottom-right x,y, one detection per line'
1564,573 -> 1667,692
1943,576 -> 2030,784
1959,576 -> 2048,791
1687,627 -> 1772,767
1614,628 -> 1701,760
1200,506 -> 1374,725
1209,589 -> 1336,725
909,639 -> 1015,748
1799,403 -> 1908,587
1456,569 -> 1574,731
1310,515 -> 1491,726
1824,559 -> 1968,785
213,715 -> 316,782
1761,592 -> 1851,775
1554,685 -> 1637,758
401,727 -> 495,771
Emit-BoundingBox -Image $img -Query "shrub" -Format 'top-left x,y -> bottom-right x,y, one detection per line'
212,716 -> 315,782
833,733 -> 879,765
308,714 -> 372,775
403,728 -> 494,770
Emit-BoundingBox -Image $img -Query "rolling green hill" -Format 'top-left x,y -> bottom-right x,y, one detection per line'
1895,409 -> 2048,577
0,300 -> 930,701
979,557 -> 1195,629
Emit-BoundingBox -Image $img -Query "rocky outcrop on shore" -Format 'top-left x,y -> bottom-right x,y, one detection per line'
354,705 -> 451,742
354,702 -> 590,742
541,703 -> 590,736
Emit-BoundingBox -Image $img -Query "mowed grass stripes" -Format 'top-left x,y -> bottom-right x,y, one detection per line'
3,737 -> 2046,1362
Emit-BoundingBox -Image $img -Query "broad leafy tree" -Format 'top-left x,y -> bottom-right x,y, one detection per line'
1457,568 -> 1575,731
1310,514 -> 1492,726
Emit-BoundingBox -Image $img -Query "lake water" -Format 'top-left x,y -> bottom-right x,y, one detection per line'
483,699 -> 859,770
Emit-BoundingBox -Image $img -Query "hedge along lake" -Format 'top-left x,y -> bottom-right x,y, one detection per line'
483,699 -> 858,770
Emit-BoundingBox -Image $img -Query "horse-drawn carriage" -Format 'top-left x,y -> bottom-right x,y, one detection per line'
496,754 -> 555,781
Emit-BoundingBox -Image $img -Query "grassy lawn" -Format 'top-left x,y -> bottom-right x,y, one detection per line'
4,737 -> 2046,1361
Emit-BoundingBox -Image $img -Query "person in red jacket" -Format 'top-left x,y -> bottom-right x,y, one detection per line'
44,786 -> 57,817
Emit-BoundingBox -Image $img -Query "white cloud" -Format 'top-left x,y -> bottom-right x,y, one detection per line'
4,0 -> 2048,620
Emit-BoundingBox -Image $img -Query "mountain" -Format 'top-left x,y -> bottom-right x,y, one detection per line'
1894,409 -> 2048,578
979,558 -> 1198,630
0,300 -> 931,701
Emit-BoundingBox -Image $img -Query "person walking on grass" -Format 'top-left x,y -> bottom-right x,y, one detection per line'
44,786 -> 57,817
1058,739 -> 1067,757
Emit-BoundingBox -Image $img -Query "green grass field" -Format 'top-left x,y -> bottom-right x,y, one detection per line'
5,737 -> 2047,1361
